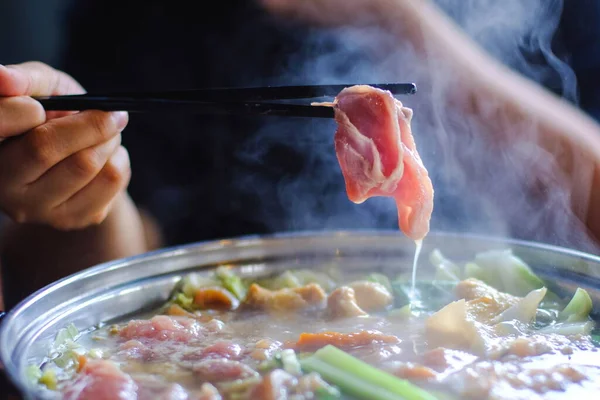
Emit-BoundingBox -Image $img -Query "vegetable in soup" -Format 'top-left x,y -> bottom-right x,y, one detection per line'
28,248 -> 600,399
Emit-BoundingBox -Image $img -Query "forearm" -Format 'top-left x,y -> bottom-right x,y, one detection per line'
374,0 -> 600,241
0,192 -> 158,309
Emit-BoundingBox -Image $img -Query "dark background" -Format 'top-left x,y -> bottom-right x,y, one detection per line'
0,0 -> 69,68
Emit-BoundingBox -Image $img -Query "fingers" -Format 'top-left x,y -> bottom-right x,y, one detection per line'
3,144 -> 131,229
0,96 -> 46,139
0,110 -> 128,184
25,135 -> 122,209
0,62 -> 86,143
0,62 -> 85,97
51,146 -> 132,230
0,62 -> 129,231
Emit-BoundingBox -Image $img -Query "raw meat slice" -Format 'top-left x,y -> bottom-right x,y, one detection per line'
62,360 -> 137,400
119,315 -> 202,342
332,85 -> 434,240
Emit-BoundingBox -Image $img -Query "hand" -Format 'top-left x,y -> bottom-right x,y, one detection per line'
0,62 -> 131,230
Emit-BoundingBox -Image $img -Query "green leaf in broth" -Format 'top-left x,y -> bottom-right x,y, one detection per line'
472,250 -> 545,296
558,288 -> 593,323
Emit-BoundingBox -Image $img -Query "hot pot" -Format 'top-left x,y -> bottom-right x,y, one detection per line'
1,230 -> 599,399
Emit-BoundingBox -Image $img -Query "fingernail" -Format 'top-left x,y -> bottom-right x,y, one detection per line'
112,111 -> 129,130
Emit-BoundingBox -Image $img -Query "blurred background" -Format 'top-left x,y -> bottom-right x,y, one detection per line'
0,0 -> 69,68
1,0 -> 599,251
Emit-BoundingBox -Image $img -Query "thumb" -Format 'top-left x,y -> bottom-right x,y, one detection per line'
0,62 -> 85,97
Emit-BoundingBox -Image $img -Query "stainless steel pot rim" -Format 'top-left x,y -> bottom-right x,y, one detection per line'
2,228 -> 600,396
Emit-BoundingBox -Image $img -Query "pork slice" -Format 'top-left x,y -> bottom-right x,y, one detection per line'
62,360 -> 137,400
182,341 -> 244,362
192,359 -> 259,383
333,85 -> 433,240
119,315 -> 203,342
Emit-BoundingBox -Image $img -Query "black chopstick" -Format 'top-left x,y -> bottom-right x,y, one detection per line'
48,83 -> 416,102
38,97 -> 336,118
35,83 -> 416,119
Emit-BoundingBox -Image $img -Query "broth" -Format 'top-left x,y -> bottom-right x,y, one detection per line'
28,247 -> 600,400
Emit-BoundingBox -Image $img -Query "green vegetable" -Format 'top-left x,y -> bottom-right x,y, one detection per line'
66,324 -> 78,338
463,262 -> 485,281
53,323 -> 79,348
216,266 -> 247,300
472,250 -> 545,296
316,385 -> 343,399
53,350 -> 80,369
367,273 -> 393,293
258,271 -> 302,290
300,345 -> 437,400
258,357 -> 282,372
180,274 -> 220,297
25,365 -> 42,384
558,288 -> 593,323
496,287 -> 547,323
592,334 -> 600,347
173,293 -> 194,310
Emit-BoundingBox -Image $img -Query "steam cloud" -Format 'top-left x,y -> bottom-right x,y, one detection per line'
236,0 -> 599,253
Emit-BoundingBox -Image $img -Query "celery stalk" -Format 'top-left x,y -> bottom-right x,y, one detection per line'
301,358 -> 407,400
302,345 -> 437,400
558,288 -> 593,323
315,385 -> 342,399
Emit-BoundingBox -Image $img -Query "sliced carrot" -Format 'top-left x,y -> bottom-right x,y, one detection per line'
77,355 -> 87,373
394,364 -> 438,380
293,330 -> 400,352
166,304 -> 195,317
194,287 -> 240,310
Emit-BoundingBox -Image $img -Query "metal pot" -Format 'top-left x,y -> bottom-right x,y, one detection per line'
1,230 -> 600,399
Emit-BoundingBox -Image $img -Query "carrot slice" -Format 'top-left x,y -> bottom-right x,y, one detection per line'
77,355 -> 88,372
166,304 -> 195,317
194,287 -> 240,310
293,330 -> 400,352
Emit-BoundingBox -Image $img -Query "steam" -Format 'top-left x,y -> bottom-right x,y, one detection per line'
236,0 -> 599,253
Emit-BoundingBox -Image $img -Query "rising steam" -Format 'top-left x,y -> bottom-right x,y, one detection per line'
236,0 -> 599,252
